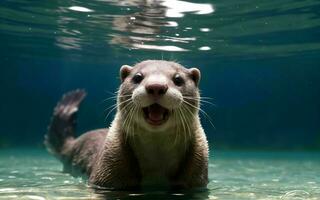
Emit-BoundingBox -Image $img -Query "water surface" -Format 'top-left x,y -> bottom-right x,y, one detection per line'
1,0 -> 320,60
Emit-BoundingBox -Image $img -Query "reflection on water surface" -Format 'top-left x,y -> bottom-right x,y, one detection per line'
61,0 -> 214,52
1,0 -> 319,60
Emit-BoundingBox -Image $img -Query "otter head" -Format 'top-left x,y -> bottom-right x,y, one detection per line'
118,60 -> 201,133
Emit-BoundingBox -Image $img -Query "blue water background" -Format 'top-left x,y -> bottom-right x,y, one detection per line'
0,1 -> 320,149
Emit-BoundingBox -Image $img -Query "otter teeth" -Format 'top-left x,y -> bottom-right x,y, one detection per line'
148,104 -> 166,121
142,104 -> 169,125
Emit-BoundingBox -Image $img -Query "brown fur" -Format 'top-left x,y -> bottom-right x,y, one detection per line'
45,60 -> 209,190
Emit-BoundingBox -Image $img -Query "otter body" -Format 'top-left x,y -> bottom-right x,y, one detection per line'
45,60 -> 209,190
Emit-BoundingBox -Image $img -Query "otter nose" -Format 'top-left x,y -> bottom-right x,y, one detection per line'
146,83 -> 168,98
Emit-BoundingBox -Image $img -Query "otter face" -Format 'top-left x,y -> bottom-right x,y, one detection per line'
118,60 -> 200,132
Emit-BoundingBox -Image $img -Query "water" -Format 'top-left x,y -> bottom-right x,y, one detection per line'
1,0 -> 320,149
2,0 -> 319,60
0,149 -> 320,200
1,0 -> 320,199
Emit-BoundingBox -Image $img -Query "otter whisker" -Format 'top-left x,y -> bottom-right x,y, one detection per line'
182,99 -> 215,129
184,106 -> 193,141
122,102 -> 135,139
104,98 -> 133,122
173,110 -> 181,146
104,105 -> 118,122
199,101 -> 216,108
123,103 -> 135,142
176,108 -> 183,147
175,111 -> 180,146
182,103 -> 195,120
124,101 -> 139,141
177,108 -> 188,151
181,107 -> 192,151
125,106 -> 132,140
112,90 -> 130,94
118,94 -> 133,98
183,95 -> 213,100
101,91 -> 131,103
181,104 -> 193,141
104,97 -> 132,114
104,98 -> 130,113
100,96 -> 117,104
114,101 -> 133,124
180,108 -> 188,146
183,97 -> 216,107
127,103 -> 138,141
102,94 -> 132,103
183,96 -> 216,107
104,90 -> 117,96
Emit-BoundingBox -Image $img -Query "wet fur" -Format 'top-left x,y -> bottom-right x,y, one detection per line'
45,60 -> 209,190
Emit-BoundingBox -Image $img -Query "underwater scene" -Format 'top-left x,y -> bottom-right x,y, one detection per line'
1,0 -> 320,199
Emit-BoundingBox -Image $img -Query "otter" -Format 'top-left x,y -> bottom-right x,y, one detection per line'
45,60 -> 209,190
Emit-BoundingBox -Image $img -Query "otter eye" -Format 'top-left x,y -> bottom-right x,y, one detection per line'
132,73 -> 144,84
173,74 -> 184,86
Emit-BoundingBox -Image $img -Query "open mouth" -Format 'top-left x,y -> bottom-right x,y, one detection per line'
143,103 -> 169,126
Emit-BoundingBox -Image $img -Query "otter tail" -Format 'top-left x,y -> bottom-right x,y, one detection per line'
45,89 -> 86,158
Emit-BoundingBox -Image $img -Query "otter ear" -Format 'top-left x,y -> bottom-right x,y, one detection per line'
189,68 -> 201,86
120,65 -> 133,82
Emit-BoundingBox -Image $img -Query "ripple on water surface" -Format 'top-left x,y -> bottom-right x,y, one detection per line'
1,0 -> 319,61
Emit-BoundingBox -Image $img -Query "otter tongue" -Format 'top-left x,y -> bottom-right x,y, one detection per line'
148,104 -> 165,121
